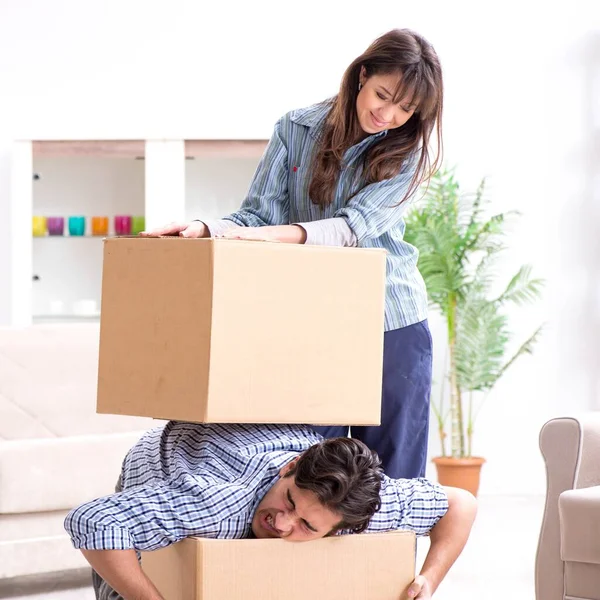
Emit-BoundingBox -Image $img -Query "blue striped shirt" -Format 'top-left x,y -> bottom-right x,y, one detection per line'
207,102 -> 428,331
64,423 -> 448,551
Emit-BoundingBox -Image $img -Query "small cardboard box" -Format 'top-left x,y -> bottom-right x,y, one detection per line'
97,237 -> 386,425
142,532 -> 416,600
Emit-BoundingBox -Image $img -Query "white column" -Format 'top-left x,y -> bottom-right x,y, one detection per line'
144,141 -> 186,230
0,141 -> 32,327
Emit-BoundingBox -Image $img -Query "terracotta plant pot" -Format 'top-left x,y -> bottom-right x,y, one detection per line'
432,456 -> 486,497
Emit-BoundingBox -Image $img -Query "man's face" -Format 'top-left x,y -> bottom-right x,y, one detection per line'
251,460 -> 342,541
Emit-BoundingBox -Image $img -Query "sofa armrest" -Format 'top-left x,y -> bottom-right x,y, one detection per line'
560,485 -> 600,564
535,414 -> 600,600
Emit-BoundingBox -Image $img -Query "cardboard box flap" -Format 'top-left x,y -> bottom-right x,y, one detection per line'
143,531 -> 415,600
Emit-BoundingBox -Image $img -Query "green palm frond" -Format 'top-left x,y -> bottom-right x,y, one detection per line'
494,265 -> 545,307
405,167 -> 545,457
495,325 -> 545,381
468,250 -> 499,293
455,308 -> 509,391
459,212 -> 516,261
456,179 -> 486,255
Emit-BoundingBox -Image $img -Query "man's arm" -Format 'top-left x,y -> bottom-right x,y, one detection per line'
408,487 -> 477,598
64,484 -> 199,600
366,477 -> 476,598
64,481 -> 245,599
82,549 -> 164,600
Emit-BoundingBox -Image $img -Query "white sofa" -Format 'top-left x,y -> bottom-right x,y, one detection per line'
0,323 -> 158,579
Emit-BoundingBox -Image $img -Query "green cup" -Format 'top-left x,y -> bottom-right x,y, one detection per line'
68,216 -> 86,236
132,215 -> 146,235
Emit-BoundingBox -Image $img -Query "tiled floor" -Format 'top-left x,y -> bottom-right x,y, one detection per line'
0,495 -> 545,599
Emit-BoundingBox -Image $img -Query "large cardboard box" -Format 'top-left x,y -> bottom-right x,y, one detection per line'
97,237 -> 386,424
142,532 -> 416,600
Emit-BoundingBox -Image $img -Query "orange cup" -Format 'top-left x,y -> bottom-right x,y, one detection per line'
92,216 -> 109,236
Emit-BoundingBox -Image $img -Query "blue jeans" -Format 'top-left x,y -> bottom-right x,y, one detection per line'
312,320 -> 432,479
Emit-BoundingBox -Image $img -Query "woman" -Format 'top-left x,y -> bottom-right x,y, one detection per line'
143,28 -> 443,479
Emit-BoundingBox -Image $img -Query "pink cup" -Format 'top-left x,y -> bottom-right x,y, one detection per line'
47,217 -> 64,236
114,215 -> 132,236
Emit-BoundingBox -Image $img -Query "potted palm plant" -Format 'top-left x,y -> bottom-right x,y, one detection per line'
404,169 -> 544,496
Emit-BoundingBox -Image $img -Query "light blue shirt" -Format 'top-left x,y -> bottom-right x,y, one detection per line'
207,102 -> 428,331
64,422 -> 448,551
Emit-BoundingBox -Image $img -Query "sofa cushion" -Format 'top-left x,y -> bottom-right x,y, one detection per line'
564,562 -> 600,600
0,511 -> 87,578
560,485 -> 600,564
0,323 -> 161,513
0,323 -> 157,440
0,431 -> 150,513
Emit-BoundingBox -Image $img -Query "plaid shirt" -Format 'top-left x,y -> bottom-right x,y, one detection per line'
65,423 -> 448,551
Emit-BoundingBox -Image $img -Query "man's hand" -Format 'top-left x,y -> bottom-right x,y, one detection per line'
407,575 -> 432,599
139,221 -> 208,238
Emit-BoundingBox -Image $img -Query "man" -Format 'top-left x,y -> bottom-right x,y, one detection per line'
65,422 -> 477,600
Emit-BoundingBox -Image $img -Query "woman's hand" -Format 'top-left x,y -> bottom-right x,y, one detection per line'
139,221 -> 208,238
407,575 -> 432,599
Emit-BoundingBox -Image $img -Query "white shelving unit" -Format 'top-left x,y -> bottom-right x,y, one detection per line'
6,139 -> 268,326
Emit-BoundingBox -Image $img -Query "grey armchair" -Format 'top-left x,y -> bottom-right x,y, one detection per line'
536,414 -> 600,600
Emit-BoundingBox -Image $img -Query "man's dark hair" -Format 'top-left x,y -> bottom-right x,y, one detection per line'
285,437 -> 383,534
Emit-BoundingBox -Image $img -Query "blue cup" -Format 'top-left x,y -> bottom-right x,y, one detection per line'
68,216 -> 86,236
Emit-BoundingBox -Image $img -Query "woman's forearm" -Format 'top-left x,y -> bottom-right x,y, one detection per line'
269,224 -> 307,243
220,224 -> 307,243
81,549 -> 164,600
219,220 -> 358,246
294,217 -> 357,246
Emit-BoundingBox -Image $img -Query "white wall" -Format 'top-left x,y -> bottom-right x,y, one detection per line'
184,157 -> 259,221
31,157 -> 145,316
29,155 -> 259,315
1,0 -> 599,495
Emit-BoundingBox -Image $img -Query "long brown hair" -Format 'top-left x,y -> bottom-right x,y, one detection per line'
309,28 -> 444,208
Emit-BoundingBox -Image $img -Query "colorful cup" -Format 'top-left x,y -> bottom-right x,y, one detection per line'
131,215 -> 146,236
114,215 -> 132,236
92,216 -> 109,236
32,216 -> 47,237
68,216 -> 86,236
47,217 -> 64,236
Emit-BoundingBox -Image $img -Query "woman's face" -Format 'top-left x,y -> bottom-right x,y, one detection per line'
356,70 -> 417,135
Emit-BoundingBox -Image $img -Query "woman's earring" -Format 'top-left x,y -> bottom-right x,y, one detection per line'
358,82 -> 363,91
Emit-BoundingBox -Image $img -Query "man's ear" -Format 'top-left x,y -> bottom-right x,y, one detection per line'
325,525 -> 343,538
279,457 -> 299,478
